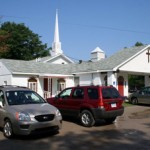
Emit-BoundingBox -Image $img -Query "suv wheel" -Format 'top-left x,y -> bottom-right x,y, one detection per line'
3,119 -> 14,138
131,98 -> 138,105
80,110 -> 95,127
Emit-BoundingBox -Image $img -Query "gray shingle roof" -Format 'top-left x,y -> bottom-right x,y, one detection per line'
0,59 -> 70,75
67,45 -> 149,73
0,45 -> 149,75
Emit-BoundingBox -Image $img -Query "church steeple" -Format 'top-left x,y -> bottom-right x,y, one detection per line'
51,10 -> 63,56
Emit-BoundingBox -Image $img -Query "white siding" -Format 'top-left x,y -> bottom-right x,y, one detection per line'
79,74 -> 92,85
107,72 -> 117,87
12,75 -> 29,87
92,73 -> 102,85
47,57 -> 71,64
0,74 -> 12,85
77,73 -> 104,86
0,62 -> 12,85
119,50 -> 150,73
65,77 -> 74,87
11,75 -> 44,97
51,58 -> 68,64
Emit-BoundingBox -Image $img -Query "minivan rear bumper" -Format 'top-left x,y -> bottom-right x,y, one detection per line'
91,107 -> 124,120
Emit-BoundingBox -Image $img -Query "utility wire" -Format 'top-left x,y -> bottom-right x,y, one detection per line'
60,21 -> 150,35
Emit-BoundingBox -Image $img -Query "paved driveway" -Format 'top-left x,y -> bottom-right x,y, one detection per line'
0,105 -> 150,150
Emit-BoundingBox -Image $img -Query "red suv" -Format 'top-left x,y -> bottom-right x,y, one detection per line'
47,85 -> 124,127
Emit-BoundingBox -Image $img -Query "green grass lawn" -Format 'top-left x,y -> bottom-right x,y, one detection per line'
123,101 -> 133,107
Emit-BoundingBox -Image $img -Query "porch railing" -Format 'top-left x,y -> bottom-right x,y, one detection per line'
44,91 -> 51,99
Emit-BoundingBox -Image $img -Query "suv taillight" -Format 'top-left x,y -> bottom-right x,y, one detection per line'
98,100 -> 104,108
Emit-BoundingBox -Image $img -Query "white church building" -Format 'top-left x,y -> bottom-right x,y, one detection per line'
0,11 -> 150,98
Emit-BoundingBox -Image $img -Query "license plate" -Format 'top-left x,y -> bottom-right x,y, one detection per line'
111,103 -> 116,108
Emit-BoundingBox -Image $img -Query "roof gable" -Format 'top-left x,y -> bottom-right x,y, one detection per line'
34,54 -> 74,64
97,45 -> 150,71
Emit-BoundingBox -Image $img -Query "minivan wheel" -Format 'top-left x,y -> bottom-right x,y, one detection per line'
80,110 -> 95,127
131,98 -> 138,105
3,119 -> 14,138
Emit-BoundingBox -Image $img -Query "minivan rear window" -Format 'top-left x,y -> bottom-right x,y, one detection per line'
102,88 -> 120,99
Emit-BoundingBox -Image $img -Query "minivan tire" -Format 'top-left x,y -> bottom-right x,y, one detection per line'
80,110 -> 95,127
131,98 -> 138,105
3,119 -> 14,138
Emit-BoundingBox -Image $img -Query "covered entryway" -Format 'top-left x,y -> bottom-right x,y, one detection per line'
44,78 -> 52,98
42,76 -> 69,99
118,76 -> 124,96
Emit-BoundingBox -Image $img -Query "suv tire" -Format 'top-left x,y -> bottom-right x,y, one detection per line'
80,110 -> 95,127
3,119 -> 14,138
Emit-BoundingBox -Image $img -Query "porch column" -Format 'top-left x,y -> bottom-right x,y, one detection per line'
107,71 -> 117,88
123,73 -> 128,96
145,75 -> 150,86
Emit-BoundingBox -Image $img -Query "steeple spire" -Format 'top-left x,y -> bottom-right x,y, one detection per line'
51,9 -> 63,56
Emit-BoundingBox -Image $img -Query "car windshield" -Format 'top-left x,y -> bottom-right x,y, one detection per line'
6,91 -> 46,105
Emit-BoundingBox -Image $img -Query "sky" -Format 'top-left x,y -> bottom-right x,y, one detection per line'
1,0 -> 150,61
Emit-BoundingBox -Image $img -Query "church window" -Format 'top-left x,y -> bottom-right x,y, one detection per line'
57,78 -> 66,92
28,77 -> 37,92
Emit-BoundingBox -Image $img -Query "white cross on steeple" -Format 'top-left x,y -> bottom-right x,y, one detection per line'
51,9 -> 63,56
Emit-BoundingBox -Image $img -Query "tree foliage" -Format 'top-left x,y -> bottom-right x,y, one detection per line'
0,22 -> 50,60
0,30 -> 10,53
128,75 -> 144,92
134,42 -> 144,47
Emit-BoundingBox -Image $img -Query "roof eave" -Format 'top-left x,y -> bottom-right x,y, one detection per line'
72,69 -> 113,75
12,72 -> 73,77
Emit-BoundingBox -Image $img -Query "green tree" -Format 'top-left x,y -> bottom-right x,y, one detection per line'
0,29 -> 10,54
128,75 -> 144,92
134,42 -> 144,47
0,22 -> 50,60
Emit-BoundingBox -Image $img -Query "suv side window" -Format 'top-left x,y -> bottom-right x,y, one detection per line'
72,88 -> 84,99
59,88 -> 72,98
88,88 -> 98,99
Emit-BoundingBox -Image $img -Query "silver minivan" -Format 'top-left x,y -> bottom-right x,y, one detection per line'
128,86 -> 150,105
0,85 -> 62,138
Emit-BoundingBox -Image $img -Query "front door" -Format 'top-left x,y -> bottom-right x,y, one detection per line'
118,76 -> 124,96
